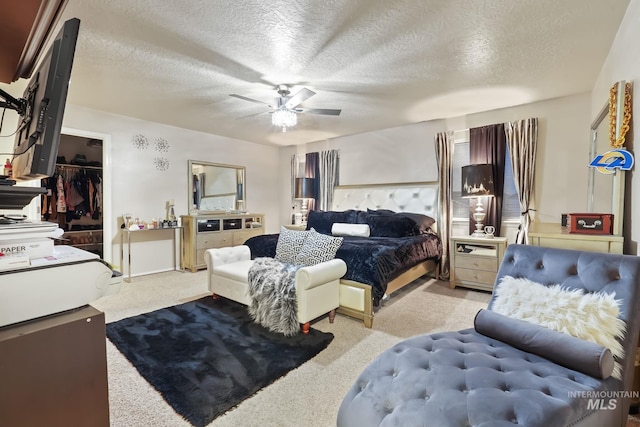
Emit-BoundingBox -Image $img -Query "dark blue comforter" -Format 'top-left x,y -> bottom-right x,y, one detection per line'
244,233 -> 442,304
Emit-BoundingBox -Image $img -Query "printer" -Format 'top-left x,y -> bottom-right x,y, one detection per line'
0,221 -> 122,328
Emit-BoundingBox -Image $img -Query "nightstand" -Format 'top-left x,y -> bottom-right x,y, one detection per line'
450,235 -> 508,292
282,224 -> 307,231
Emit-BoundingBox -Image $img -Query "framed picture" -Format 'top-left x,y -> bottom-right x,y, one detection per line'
122,213 -> 132,228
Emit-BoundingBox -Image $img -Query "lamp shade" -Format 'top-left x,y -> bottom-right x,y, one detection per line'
294,177 -> 315,199
461,164 -> 495,198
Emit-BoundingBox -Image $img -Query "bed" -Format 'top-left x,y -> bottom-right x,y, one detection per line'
245,182 -> 442,328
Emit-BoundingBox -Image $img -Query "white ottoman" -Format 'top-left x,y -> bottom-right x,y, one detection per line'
204,245 -> 347,333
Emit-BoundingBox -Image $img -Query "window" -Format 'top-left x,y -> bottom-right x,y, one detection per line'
452,134 -> 520,223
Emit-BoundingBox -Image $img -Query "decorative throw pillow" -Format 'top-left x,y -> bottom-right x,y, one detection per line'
294,229 -> 343,266
491,275 -> 626,379
275,226 -> 309,264
396,212 -> 436,234
365,214 -> 417,237
357,211 -> 435,235
306,210 -> 358,235
366,208 -> 395,215
474,309 -> 615,380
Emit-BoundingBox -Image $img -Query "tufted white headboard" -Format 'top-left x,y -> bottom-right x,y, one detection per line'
331,182 -> 438,220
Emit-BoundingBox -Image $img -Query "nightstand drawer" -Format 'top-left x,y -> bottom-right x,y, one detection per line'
454,268 -> 497,285
454,256 -> 497,272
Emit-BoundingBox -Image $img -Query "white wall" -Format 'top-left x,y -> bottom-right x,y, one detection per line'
447,93 -> 592,224
591,0 -> 639,255
60,105 -> 280,276
0,82 -> 32,218
280,93 -> 592,237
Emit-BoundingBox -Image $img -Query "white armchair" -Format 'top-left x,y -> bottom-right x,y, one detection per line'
204,245 -> 347,333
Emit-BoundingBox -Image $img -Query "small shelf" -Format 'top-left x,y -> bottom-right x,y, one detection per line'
58,229 -> 103,247
455,243 -> 497,257
55,163 -> 102,171
60,242 -> 102,248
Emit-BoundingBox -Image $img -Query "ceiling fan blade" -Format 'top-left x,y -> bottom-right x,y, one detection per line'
297,108 -> 341,116
284,88 -> 316,109
229,94 -> 272,107
235,111 -> 269,119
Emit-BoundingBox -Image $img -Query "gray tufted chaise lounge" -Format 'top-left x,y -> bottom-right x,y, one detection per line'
337,244 -> 640,427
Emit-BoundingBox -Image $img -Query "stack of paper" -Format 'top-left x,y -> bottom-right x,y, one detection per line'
0,252 -> 31,271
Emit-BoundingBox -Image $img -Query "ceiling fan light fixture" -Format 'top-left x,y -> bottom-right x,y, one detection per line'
272,108 -> 297,132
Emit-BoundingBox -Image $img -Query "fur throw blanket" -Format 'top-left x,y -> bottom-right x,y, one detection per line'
247,257 -> 302,336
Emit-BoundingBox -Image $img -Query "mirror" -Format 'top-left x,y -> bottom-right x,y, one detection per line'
587,81 -> 629,236
188,160 -> 245,213
588,102 -> 613,213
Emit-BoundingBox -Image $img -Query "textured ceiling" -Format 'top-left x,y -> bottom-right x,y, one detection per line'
3,0 -> 631,146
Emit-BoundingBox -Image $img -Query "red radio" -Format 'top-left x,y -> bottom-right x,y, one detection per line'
567,213 -> 613,235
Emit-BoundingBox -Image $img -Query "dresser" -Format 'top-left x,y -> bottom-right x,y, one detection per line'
0,306 -> 109,427
450,236 -> 508,292
528,222 -> 623,254
181,213 -> 264,272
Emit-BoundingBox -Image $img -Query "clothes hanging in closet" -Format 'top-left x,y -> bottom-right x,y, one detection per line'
46,167 -> 102,225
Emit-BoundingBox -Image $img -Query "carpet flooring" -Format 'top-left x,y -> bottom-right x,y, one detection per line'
106,296 -> 333,427
92,271 -> 640,426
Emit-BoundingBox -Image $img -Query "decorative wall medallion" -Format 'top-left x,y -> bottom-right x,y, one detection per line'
154,157 -> 170,171
154,137 -> 170,153
132,134 -> 149,150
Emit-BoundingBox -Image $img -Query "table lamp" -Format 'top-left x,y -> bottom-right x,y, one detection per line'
461,164 -> 495,237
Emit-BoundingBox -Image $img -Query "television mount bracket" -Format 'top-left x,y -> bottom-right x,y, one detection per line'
0,88 -> 26,116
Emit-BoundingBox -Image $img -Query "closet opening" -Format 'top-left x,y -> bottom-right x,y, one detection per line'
41,133 -> 104,258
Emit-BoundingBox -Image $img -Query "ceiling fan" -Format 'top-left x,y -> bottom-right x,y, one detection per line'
229,85 -> 341,132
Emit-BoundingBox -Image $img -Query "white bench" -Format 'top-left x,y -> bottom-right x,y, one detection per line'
204,245 -> 347,333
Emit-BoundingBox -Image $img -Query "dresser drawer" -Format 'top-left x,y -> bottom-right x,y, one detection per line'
533,237 -> 612,253
197,233 -> 231,250
223,218 -> 242,230
233,229 -> 259,246
454,268 -> 497,286
454,255 -> 497,272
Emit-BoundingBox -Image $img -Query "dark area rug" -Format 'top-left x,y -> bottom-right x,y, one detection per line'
106,296 -> 334,427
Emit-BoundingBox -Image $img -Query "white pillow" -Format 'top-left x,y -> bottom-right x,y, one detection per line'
492,276 -> 626,379
331,223 -> 370,237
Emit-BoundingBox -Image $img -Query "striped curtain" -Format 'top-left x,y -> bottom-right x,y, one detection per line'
505,118 -> 538,244
435,131 -> 454,280
305,152 -> 319,212
290,154 -> 299,203
469,124 -> 506,236
318,150 -> 339,210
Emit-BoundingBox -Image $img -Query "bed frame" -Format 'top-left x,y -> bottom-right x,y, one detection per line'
331,182 -> 440,328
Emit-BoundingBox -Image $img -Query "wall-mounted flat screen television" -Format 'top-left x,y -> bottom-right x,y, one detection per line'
9,17 -> 80,182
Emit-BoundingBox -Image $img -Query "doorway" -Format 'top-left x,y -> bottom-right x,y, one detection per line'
48,127 -> 113,262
